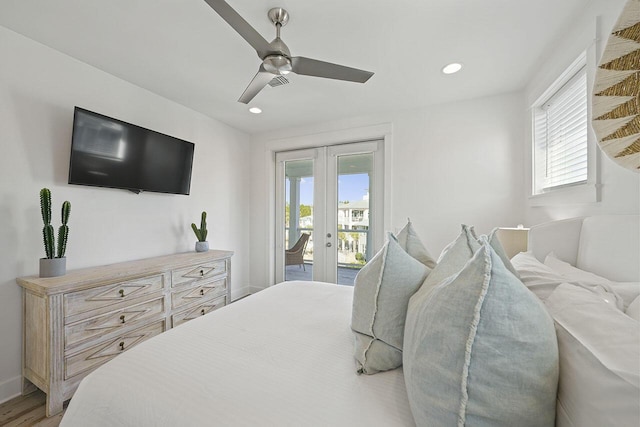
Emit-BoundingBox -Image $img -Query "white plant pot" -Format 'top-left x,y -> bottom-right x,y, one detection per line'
40,257 -> 66,278
195,241 -> 209,252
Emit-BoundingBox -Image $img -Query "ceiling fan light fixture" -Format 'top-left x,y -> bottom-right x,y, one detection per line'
263,55 -> 292,75
442,63 -> 463,74
249,107 -> 262,114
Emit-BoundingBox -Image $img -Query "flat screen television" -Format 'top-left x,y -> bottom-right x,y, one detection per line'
68,107 -> 195,195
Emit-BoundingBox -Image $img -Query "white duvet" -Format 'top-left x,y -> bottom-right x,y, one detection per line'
61,281 -> 414,426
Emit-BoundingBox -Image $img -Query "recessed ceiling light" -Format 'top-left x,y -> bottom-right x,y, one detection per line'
442,63 -> 462,74
249,107 -> 262,114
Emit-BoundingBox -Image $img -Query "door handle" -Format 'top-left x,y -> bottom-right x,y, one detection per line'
326,242 -> 332,247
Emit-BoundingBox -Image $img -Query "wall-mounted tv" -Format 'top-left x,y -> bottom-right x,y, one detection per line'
68,107 -> 195,195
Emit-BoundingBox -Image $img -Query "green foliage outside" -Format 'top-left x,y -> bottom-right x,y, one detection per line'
285,204 -> 313,224
300,204 -> 312,217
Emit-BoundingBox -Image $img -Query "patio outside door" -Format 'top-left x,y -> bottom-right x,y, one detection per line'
275,140 -> 384,285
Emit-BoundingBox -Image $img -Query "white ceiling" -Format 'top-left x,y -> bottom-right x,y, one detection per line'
0,0 -> 587,134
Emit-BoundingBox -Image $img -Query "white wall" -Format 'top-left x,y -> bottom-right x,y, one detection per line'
249,92 -> 526,290
0,27 -> 251,403
523,0 -> 640,225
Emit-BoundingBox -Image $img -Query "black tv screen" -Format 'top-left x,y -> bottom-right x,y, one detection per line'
68,107 -> 195,195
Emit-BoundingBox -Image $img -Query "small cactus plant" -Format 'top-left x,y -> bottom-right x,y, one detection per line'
57,201 -> 71,258
191,211 -> 208,242
40,188 -> 71,259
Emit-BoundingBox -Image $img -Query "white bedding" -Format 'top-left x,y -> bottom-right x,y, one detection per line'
61,281 -> 414,426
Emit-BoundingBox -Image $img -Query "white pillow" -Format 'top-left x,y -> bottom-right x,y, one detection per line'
395,219 -> 437,268
404,240 -> 558,426
544,252 -> 624,310
510,252 -> 569,300
610,282 -> 640,310
545,283 -> 640,427
627,295 -> 640,322
351,234 -> 429,374
544,251 -> 606,283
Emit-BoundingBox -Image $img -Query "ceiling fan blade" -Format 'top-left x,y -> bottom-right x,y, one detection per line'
238,66 -> 275,104
291,57 -> 374,83
203,0 -> 271,58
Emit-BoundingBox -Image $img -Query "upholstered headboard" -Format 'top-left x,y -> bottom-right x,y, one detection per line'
528,215 -> 640,282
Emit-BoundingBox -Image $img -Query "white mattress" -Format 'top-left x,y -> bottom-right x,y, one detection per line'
61,281 -> 414,426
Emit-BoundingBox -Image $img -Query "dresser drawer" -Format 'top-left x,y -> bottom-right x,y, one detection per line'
172,295 -> 226,328
171,277 -> 226,310
64,274 -> 165,320
171,261 -> 226,288
64,320 -> 165,380
64,296 -> 165,349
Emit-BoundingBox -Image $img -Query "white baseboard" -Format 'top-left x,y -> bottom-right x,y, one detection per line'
0,375 -> 23,405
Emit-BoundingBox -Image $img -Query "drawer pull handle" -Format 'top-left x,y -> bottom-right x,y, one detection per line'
120,315 -> 125,324
119,289 -> 125,298
119,341 -> 125,351
200,269 -> 204,276
200,289 -> 205,296
201,309 -> 206,316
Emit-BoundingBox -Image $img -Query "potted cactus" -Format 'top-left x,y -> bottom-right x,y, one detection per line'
39,188 -> 71,277
191,211 -> 209,252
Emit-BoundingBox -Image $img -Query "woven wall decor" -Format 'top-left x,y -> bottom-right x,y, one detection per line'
592,0 -> 640,172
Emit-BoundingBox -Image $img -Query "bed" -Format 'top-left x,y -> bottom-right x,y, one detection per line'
60,281 -> 414,426
60,215 -> 640,426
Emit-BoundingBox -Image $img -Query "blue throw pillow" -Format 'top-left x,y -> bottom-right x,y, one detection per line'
351,235 -> 429,374
403,239 -> 558,426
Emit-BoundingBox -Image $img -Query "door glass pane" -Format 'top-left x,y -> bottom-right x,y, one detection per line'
336,153 -> 372,285
284,159 -> 314,281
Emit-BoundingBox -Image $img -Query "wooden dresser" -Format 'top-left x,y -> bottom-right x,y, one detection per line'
17,250 -> 233,417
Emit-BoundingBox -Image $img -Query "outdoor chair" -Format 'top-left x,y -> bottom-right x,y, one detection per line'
285,233 -> 310,271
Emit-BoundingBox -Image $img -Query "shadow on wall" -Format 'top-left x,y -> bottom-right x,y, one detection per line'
10,89 -> 73,185
172,212 -> 188,253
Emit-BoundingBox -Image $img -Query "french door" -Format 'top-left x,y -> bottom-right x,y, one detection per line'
275,140 -> 384,285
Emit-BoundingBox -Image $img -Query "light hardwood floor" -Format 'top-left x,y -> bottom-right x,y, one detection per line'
0,391 -> 65,427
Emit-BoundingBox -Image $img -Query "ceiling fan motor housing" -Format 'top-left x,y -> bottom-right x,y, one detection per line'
263,54 -> 292,75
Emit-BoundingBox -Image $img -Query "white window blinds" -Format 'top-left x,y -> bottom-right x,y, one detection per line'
533,64 -> 588,193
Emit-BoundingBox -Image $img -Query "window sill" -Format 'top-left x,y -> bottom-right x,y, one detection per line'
529,183 -> 600,207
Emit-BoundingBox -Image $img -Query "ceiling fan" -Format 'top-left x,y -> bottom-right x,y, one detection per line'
203,0 -> 375,104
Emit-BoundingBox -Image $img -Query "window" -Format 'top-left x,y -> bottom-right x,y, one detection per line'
532,54 -> 588,194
